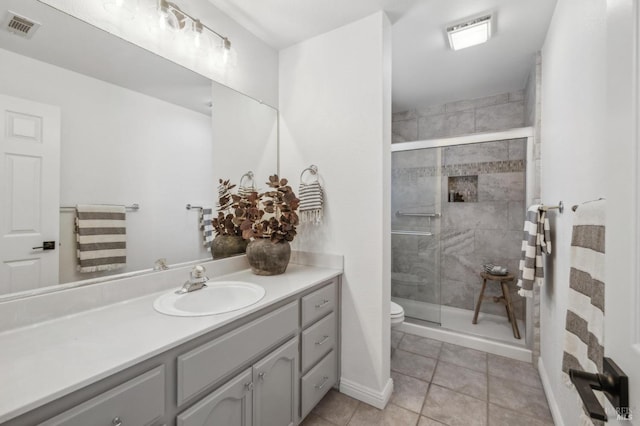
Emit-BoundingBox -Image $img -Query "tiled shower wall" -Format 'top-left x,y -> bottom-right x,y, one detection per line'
392,140 -> 527,319
391,139 -> 527,321
391,90 -> 531,323
392,90 -> 526,143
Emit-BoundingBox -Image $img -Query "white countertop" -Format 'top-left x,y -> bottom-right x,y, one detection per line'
0,264 -> 341,423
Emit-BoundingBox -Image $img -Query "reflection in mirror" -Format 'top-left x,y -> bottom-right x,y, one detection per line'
0,0 -> 277,299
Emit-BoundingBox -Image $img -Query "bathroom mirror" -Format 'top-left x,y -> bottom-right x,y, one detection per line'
0,0 -> 278,299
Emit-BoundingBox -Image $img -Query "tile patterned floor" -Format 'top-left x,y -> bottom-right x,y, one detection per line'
301,330 -> 554,426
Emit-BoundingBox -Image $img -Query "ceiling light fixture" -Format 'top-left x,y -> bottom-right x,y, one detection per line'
447,15 -> 492,51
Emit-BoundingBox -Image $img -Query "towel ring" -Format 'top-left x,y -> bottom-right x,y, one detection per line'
300,165 -> 319,184
239,171 -> 255,188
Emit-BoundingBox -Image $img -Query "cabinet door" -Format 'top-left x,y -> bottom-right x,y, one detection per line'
253,337 -> 299,426
177,368 -> 253,426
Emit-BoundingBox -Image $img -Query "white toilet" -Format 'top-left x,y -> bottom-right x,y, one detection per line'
390,301 -> 405,328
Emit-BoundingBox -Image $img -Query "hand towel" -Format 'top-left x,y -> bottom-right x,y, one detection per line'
562,200 -> 606,424
517,205 -> 551,297
201,207 -> 214,251
76,204 -> 126,273
299,181 -> 324,224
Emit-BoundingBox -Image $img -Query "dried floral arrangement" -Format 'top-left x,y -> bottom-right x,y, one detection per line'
211,179 -> 248,237
240,175 -> 300,243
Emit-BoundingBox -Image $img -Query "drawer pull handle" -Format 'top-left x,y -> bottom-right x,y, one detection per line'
315,335 -> 330,346
112,417 -> 123,426
315,376 -> 330,390
315,299 -> 330,308
244,382 -> 254,392
258,372 -> 266,381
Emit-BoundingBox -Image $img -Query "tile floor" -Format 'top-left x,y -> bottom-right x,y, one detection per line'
301,330 -> 554,426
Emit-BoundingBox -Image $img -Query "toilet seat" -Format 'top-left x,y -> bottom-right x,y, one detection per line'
390,301 -> 404,317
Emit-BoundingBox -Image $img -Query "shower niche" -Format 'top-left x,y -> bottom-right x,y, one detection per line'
447,175 -> 478,203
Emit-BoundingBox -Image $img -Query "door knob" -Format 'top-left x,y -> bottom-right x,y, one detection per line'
32,241 -> 56,250
569,357 -> 629,421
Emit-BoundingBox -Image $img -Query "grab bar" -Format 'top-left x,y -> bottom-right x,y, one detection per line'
391,230 -> 433,236
395,211 -> 440,218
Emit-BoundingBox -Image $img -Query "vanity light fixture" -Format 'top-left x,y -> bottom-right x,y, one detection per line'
157,0 -> 235,65
446,15 -> 492,51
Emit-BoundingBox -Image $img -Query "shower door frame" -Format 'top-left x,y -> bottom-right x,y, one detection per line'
391,126 -> 536,352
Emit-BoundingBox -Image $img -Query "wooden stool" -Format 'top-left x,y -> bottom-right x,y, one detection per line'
472,272 -> 521,339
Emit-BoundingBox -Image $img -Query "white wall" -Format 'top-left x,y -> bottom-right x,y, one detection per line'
211,83 -> 278,183
40,0 -> 279,106
279,12 -> 392,406
538,0 -> 608,424
0,48 -> 215,283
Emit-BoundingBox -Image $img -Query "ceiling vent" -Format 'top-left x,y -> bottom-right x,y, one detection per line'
3,11 -> 41,39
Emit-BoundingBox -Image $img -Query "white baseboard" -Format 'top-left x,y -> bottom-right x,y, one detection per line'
538,356 -> 565,426
339,377 -> 394,409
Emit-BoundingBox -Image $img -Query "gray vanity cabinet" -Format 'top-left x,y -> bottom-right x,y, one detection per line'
253,337 -> 298,426
12,277 -> 340,426
176,368 -> 253,426
177,337 -> 298,426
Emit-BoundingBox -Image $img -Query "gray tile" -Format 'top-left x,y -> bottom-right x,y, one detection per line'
441,252 -> 481,285
392,148 -> 439,169
398,334 -> 442,359
507,138 -> 527,161
418,417 -> 446,426
507,201 -> 526,231
474,229 -> 523,260
488,376 -> 552,421
432,361 -> 488,400
439,343 -> 487,373
440,228 -> 475,256
419,111 -> 475,139
441,279 -> 476,310
477,172 -> 525,202
488,404 -> 554,426
443,202 -> 509,230
509,90 -> 525,102
390,372 -> 429,413
443,141 -> 509,165
417,104 -> 446,117
391,349 -> 437,382
312,389 -> 360,426
422,384 -> 487,426
446,93 -> 510,112
475,102 -> 525,132
487,354 -> 542,389
393,110 -> 417,122
302,413 -> 338,426
393,119 -> 418,143
347,403 -> 420,426
391,330 -> 405,349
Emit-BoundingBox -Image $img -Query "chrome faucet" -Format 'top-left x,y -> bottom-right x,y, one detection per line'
175,265 -> 209,294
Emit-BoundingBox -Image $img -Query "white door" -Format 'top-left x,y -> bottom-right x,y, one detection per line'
0,94 -> 60,295
604,0 -> 640,422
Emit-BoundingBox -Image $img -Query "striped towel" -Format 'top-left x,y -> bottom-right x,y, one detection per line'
562,200 -> 605,423
299,181 -> 324,224
201,207 -> 214,251
517,205 -> 551,297
238,184 -> 256,199
76,204 -> 126,273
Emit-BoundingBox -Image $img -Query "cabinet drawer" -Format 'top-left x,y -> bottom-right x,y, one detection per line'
177,301 -> 298,405
42,366 -> 165,426
301,281 -> 336,328
301,312 -> 336,372
300,350 -> 337,419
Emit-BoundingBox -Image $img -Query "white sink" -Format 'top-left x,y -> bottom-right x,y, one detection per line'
153,281 -> 266,317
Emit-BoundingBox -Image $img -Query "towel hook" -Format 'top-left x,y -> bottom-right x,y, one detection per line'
300,165 -> 319,184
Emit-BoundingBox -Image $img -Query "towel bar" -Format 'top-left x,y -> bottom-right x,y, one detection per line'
395,211 -> 441,218
540,201 -> 563,213
186,204 -> 204,210
60,203 -> 140,211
